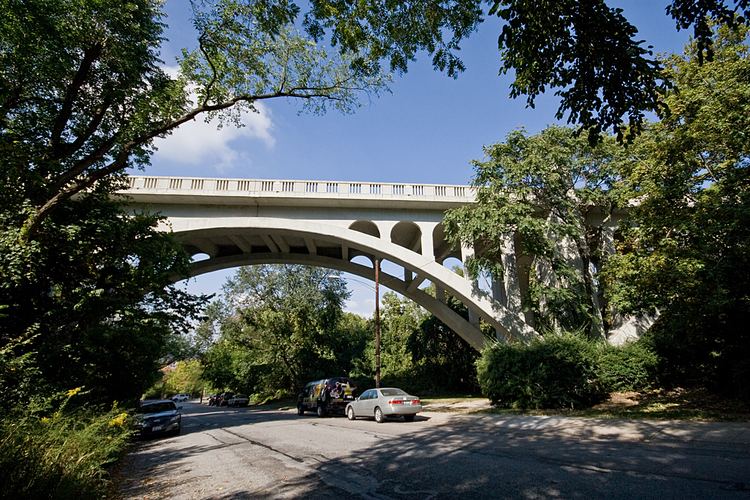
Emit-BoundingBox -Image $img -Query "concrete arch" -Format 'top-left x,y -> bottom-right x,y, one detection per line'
169,217 -> 538,348
391,221 -> 422,254
349,220 -> 380,238
432,222 -> 460,263
189,251 -> 487,350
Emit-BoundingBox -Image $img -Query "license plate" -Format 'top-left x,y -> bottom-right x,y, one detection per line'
152,425 -> 163,432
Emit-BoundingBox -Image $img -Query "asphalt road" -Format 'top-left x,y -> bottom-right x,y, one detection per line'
117,402 -> 750,499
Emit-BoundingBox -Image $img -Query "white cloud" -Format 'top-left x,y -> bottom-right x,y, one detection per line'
151,66 -> 275,174
152,103 -> 274,174
345,296 -> 374,318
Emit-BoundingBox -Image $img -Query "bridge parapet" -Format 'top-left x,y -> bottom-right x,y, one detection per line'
125,176 -> 475,205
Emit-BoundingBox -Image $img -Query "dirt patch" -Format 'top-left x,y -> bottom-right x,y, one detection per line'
422,397 -> 491,413
583,388 -> 750,421
478,388 -> 750,422
592,391 -> 641,411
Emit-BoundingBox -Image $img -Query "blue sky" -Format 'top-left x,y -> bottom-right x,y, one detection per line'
146,1 -> 691,315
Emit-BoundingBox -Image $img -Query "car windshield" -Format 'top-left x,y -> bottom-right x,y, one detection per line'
379,388 -> 407,397
137,402 -> 176,413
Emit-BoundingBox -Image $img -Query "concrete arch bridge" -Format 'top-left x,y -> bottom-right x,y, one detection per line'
122,175 -> 541,351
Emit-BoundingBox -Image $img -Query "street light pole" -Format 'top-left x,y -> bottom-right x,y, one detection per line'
374,258 -> 381,388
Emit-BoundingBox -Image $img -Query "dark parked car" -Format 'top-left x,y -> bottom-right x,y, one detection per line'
134,399 -> 181,437
297,377 -> 356,417
209,392 -> 234,407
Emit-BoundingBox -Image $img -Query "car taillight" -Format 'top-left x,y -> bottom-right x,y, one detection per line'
412,399 -> 420,405
388,399 -> 404,405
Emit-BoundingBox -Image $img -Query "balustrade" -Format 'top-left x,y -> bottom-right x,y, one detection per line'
125,176 -> 475,200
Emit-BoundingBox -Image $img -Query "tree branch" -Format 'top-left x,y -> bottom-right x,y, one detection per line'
50,43 -> 103,154
198,33 -> 218,107
46,98 -> 114,170
22,79 -> 364,241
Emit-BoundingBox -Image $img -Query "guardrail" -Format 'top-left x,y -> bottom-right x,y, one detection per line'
125,176 -> 475,200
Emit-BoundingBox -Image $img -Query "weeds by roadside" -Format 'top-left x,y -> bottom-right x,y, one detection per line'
0,390 -> 133,499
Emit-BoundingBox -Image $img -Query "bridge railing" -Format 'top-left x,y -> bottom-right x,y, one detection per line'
126,176 -> 475,200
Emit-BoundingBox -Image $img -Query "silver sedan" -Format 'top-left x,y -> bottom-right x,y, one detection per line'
346,387 -> 422,423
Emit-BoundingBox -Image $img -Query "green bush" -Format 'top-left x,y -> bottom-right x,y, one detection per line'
477,334 -> 607,410
596,341 -> 659,392
0,392 -> 133,499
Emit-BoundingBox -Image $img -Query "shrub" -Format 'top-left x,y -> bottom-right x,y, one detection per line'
0,393 -> 133,499
596,341 -> 659,392
477,334 -> 607,409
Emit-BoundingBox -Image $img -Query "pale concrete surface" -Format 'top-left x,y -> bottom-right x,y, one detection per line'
116,402 -> 750,499
121,175 -> 534,347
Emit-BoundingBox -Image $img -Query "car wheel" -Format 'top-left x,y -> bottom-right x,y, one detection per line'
374,407 -> 384,423
404,414 -> 415,422
297,404 -> 304,416
316,404 -> 326,418
347,406 -> 355,421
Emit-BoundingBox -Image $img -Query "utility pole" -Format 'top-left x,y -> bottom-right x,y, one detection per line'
374,258 -> 381,388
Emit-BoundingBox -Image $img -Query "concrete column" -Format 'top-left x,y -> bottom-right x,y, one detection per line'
435,285 -> 446,304
601,223 -> 616,255
491,276 -> 507,307
403,268 -> 413,283
375,221 -> 397,243
460,243 -> 481,327
420,223 -> 435,259
460,243 -> 474,278
468,308 -> 481,327
501,236 -> 523,314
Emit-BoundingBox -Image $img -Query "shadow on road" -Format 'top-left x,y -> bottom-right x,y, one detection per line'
117,403 -> 750,499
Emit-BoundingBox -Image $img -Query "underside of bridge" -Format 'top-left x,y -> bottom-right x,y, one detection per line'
121,175 -> 540,351
172,220 -> 539,351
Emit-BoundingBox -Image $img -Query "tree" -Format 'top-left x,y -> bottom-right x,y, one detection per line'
0,0 -> 384,405
360,287 -> 480,394
408,293 -> 480,394
308,0 -> 750,140
0,192 -> 205,403
444,126 -> 627,338
376,292 -> 427,380
604,26 -> 750,397
163,360 -> 206,397
1,0 -> 390,241
199,265 -> 366,396
3,0 -> 748,405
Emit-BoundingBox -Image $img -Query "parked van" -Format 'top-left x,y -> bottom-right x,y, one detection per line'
297,377 -> 356,417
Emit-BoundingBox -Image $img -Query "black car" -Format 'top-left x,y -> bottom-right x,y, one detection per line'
135,399 -> 181,437
297,377 -> 356,417
216,392 -> 234,407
